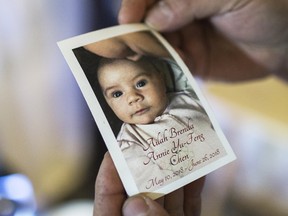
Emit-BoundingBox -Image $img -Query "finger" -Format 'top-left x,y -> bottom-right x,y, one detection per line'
163,188 -> 184,216
84,39 -> 135,59
166,22 -> 269,81
123,195 -> 169,216
94,152 -> 126,216
118,0 -> 156,24
145,0 -> 239,31
183,177 -> 206,216
163,22 -> 208,76
156,196 -> 165,207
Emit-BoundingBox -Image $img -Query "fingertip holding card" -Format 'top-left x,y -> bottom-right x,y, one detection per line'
139,192 -> 165,200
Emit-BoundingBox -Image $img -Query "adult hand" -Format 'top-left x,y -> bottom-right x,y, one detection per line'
84,31 -> 171,60
94,152 -> 205,216
119,0 -> 288,81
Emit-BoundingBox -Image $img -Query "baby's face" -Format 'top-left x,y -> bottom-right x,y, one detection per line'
98,59 -> 167,124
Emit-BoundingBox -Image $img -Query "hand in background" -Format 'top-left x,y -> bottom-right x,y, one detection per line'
119,0 -> 288,81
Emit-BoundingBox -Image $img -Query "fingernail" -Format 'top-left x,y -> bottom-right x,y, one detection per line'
145,1 -> 173,30
123,196 -> 149,216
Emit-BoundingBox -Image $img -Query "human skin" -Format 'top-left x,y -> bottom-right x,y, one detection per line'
94,152 -> 205,216
94,1 -> 288,215
97,58 -> 168,125
95,58 -> 206,216
95,57 -> 206,216
84,31 -> 171,60
118,0 -> 288,82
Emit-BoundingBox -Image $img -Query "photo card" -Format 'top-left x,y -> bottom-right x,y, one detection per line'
58,24 -> 236,199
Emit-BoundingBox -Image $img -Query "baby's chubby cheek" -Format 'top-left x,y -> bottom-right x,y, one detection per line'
115,108 -> 131,122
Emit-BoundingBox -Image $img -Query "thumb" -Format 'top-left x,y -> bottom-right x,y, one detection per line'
145,0 -> 233,31
122,195 -> 169,216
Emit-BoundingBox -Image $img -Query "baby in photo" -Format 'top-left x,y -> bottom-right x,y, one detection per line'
96,55 -> 227,192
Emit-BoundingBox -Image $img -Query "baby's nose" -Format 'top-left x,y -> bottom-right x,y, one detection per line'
128,92 -> 143,104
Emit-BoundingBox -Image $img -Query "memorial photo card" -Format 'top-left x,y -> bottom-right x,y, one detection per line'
58,24 -> 236,199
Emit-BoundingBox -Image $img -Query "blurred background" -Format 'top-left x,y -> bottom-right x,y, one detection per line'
0,1 -> 287,215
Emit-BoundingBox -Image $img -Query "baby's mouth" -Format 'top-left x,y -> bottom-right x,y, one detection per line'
134,107 -> 150,116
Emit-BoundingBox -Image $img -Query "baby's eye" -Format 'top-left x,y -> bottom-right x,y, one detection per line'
136,80 -> 147,88
112,91 -> 123,98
